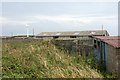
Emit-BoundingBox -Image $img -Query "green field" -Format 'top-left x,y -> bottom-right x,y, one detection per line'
2,40 -> 116,78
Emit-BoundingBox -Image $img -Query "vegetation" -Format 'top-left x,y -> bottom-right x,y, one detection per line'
2,40 -> 116,78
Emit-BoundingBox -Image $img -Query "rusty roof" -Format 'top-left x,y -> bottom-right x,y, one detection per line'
94,36 -> 120,48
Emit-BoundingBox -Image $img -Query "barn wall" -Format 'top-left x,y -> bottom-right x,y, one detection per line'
94,39 -> 119,75
118,54 -> 120,78
58,36 -> 70,39
107,45 -> 118,73
116,48 -> 120,77
54,39 -> 94,55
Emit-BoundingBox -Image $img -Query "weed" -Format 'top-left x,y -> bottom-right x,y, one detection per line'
2,40 -> 116,78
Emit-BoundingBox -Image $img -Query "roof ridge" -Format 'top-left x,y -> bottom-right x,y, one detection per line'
40,30 -> 107,33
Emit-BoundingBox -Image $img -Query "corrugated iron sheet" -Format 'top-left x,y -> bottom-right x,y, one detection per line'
94,36 -> 120,48
37,30 -> 109,36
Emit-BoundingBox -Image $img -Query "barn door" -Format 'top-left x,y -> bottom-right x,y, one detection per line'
98,42 -> 108,71
104,43 -> 108,71
102,42 -> 107,71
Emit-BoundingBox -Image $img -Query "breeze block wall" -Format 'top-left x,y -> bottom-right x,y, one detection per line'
107,45 -> 118,73
53,39 -> 94,55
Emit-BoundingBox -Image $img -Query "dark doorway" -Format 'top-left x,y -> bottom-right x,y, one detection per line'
53,36 -> 59,39
70,36 -> 77,38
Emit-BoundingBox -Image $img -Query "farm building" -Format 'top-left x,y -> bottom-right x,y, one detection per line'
37,30 -> 109,56
36,30 -> 109,39
36,30 -> 109,55
1,35 -> 37,43
0,36 -> 13,39
13,35 -> 34,39
93,36 -> 120,74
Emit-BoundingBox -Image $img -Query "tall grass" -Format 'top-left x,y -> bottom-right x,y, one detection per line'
2,40 -> 115,78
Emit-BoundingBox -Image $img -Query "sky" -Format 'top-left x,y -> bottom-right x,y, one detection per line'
0,0 -> 119,36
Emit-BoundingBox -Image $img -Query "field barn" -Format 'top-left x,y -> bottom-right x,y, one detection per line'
36,30 -> 109,55
93,36 -> 120,75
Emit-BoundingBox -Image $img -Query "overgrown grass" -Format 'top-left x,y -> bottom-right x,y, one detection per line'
2,40 -> 116,78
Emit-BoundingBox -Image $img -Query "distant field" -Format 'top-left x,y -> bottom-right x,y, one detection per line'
2,40 -> 116,78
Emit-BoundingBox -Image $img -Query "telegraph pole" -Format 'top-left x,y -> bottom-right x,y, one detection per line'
102,24 -> 104,36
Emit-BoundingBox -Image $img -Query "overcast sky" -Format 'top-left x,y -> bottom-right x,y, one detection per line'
1,1 -> 118,36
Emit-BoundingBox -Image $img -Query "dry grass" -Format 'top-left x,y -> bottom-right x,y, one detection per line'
2,40 -> 113,78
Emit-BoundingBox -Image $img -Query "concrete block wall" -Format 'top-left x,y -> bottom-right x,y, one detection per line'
116,48 -> 120,78
54,39 -> 94,55
107,45 -> 118,73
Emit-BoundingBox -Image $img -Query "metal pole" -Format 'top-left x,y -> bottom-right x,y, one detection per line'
102,24 -> 104,36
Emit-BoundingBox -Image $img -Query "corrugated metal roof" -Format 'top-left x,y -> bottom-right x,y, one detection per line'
94,36 -> 120,48
37,30 -> 109,36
